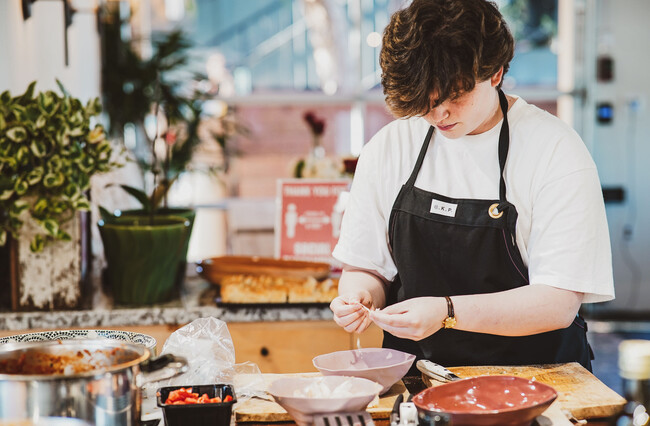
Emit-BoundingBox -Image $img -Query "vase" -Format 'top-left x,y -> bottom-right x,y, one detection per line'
98,215 -> 190,305
0,210 -> 89,311
311,134 -> 325,159
114,207 -> 196,291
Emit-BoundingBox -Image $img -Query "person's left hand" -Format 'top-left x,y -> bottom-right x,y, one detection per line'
369,296 -> 447,341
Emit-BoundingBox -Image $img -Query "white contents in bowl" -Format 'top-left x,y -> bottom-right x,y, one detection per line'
292,378 -> 355,398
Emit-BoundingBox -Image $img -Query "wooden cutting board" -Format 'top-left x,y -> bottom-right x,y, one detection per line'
234,372 -> 408,422
421,362 -> 626,420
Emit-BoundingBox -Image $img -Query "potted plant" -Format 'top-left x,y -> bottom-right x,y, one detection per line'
0,81 -> 117,311
96,10 -> 247,305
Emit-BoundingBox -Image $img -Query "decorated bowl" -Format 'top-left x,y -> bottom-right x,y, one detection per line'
0,329 -> 157,353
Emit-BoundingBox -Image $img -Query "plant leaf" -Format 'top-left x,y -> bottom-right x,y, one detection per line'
57,229 -> 71,241
119,184 -> 152,211
13,179 -> 28,195
0,230 -> 6,247
38,91 -> 59,116
10,199 -> 29,217
26,167 -> 44,185
98,205 -> 115,221
43,172 -> 65,188
55,79 -> 70,97
19,81 -> 37,104
62,183 -> 79,200
74,196 -> 91,211
6,126 -> 27,143
30,140 -> 48,157
87,125 -> 106,143
33,197 -> 48,215
30,234 -> 45,253
40,219 -> 59,237
0,90 -> 11,105
16,146 -> 30,165
35,114 -> 47,129
85,97 -> 102,116
0,189 -> 13,200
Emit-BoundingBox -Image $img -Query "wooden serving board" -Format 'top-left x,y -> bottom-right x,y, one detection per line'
421,362 -> 626,420
234,373 -> 408,423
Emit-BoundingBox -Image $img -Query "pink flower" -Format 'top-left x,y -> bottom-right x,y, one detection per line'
164,130 -> 177,146
303,111 -> 325,136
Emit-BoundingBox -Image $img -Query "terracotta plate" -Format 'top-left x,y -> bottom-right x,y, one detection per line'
196,255 -> 331,284
412,375 -> 557,426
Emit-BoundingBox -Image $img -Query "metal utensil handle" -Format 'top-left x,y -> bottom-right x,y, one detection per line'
416,359 -> 461,383
139,354 -> 188,384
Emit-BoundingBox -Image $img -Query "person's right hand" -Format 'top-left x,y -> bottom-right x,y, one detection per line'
330,291 -> 374,334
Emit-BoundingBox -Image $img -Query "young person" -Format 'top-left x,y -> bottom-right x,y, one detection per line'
330,0 -> 614,370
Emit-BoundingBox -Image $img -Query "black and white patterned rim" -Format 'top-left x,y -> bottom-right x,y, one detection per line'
0,329 -> 156,350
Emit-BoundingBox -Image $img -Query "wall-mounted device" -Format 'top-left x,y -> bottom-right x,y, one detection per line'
596,102 -> 614,124
597,55 -> 614,82
602,186 -> 625,203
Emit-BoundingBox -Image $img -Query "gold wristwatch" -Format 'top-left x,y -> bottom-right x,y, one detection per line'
442,296 -> 457,329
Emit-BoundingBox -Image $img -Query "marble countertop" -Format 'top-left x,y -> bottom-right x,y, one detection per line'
0,274 -> 334,331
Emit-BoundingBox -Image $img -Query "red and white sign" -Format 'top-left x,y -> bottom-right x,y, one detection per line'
275,179 -> 351,266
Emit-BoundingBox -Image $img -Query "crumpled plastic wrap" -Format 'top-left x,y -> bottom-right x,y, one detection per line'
143,317 -> 266,401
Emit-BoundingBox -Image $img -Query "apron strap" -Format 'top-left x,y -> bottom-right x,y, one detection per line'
406,90 -> 510,197
405,125 -> 434,188
497,89 -> 510,201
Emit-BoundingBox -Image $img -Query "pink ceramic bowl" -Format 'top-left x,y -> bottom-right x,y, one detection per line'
412,375 -> 558,426
312,348 -> 416,394
268,376 -> 382,426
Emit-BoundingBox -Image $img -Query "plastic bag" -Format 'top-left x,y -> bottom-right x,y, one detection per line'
143,317 -> 266,400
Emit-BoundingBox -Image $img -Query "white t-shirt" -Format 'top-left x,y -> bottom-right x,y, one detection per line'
332,96 -> 614,304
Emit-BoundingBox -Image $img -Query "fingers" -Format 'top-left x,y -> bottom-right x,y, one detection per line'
370,308 -> 437,341
331,296 -> 365,317
371,314 -> 427,340
331,296 -> 369,333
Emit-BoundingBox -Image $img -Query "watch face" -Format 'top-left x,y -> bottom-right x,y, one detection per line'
443,317 -> 457,329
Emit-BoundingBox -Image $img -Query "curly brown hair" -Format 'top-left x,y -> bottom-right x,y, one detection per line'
380,0 -> 514,118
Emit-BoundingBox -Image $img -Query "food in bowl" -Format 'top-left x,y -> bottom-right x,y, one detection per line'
412,375 -> 558,426
312,348 -> 416,394
268,376 -> 383,426
0,341 -> 142,376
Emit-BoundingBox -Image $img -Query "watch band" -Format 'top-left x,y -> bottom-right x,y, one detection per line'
442,296 -> 457,329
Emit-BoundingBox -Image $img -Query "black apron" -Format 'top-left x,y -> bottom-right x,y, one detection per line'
385,90 -> 592,371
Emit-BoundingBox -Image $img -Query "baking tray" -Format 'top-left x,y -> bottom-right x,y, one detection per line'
213,297 -> 330,309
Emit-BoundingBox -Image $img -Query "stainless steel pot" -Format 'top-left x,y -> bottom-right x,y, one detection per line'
0,339 -> 188,425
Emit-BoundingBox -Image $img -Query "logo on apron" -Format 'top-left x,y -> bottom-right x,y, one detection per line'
430,199 -> 458,217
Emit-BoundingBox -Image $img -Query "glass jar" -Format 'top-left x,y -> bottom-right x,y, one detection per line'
615,339 -> 650,426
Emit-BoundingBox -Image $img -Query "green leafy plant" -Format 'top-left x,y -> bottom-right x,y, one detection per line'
0,81 -> 117,252
99,6 -> 248,214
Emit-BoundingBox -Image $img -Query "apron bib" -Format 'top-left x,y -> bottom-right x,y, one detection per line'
385,90 -> 592,370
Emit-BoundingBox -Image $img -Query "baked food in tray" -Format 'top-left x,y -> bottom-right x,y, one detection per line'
219,274 -> 338,304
